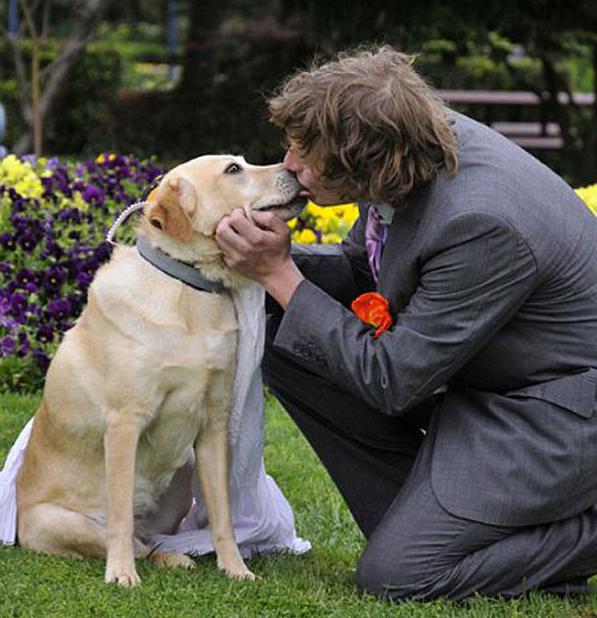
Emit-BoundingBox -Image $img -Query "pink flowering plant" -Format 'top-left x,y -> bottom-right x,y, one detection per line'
0,154 -> 163,392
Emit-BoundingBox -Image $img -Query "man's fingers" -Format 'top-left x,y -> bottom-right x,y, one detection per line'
250,209 -> 290,235
227,209 -> 266,245
215,215 -> 252,254
214,209 -> 293,283
215,208 -> 291,268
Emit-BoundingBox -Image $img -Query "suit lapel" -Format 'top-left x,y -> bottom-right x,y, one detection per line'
377,185 -> 429,300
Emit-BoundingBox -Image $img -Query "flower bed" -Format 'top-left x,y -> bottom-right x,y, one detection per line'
0,154 -> 163,391
0,154 -> 595,392
289,201 -> 359,245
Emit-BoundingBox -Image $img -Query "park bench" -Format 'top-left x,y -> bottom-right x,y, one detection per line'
438,89 -> 595,151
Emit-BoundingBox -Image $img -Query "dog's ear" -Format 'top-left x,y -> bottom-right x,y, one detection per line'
147,177 -> 197,242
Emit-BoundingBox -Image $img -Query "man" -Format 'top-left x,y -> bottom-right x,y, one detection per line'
215,46 -> 597,601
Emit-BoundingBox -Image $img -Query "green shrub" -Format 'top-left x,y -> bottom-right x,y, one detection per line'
0,40 -> 122,155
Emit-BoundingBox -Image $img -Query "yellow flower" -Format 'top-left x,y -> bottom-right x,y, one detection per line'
72,191 -> 88,212
0,154 -> 44,199
576,185 -> 597,216
305,202 -> 322,219
292,201 -> 360,244
312,210 -> 335,233
341,204 -> 359,225
322,233 -> 343,244
95,152 -> 117,164
293,228 -> 317,244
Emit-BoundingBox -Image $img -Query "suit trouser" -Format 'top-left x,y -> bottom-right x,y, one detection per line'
263,315 -> 597,601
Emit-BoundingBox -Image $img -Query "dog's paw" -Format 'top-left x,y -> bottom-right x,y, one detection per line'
105,561 -> 141,588
150,551 -> 195,569
232,567 -> 256,581
218,559 -> 256,581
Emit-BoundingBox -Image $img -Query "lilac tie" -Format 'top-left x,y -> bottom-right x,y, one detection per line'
365,206 -> 387,283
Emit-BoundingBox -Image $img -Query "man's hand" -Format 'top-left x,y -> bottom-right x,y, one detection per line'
215,209 -> 305,308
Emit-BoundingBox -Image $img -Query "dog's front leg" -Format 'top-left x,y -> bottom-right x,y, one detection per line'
195,418 -> 255,580
104,409 -> 145,587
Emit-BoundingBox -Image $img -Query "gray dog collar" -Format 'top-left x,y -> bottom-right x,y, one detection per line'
136,234 -> 225,294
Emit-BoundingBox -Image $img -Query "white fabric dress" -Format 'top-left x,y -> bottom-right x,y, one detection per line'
0,281 -> 311,558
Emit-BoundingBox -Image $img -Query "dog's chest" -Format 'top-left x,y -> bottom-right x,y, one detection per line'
136,388 -> 202,478
90,264 -> 241,510
134,291 -> 237,504
93,259 -> 239,375
130,283 -> 238,377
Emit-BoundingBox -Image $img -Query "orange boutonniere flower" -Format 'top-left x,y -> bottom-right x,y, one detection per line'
351,292 -> 393,338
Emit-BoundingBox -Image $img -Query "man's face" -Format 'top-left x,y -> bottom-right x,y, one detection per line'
283,143 -> 345,206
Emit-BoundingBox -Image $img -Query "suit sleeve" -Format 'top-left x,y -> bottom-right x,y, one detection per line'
272,212 -> 539,416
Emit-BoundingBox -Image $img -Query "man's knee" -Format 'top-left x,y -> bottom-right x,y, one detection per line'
355,547 -> 391,599
354,489 -> 466,602
355,537 -> 430,601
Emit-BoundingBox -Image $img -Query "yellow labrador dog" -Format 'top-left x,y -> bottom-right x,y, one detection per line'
16,155 -> 305,587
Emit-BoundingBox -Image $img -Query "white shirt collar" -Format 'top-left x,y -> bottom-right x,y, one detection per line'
374,202 -> 395,225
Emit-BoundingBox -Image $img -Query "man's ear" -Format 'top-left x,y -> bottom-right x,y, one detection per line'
147,177 -> 197,242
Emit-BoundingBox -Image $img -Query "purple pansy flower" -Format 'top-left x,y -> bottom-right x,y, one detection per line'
36,324 -> 54,344
57,208 -> 82,224
1,336 -> 16,355
82,184 -> 105,206
17,231 -> 40,252
15,268 -> 38,287
9,293 -> 28,314
93,241 -> 113,263
32,349 -> 50,371
76,271 -> 93,288
0,232 -> 16,250
47,298 -> 73,321
43,265 -> 67,290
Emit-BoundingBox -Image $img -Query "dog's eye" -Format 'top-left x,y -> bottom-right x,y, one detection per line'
224,163 -> 243,175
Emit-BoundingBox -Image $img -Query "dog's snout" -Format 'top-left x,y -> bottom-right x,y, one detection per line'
275,171 -> 300,197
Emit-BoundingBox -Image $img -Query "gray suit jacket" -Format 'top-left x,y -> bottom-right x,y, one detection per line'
272,113 -> 597,527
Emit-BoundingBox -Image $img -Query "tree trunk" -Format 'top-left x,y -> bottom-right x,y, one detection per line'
31,38 -> 42,156
14,0 -> 108,155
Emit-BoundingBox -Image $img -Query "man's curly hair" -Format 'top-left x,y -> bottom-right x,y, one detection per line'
268,46 -> 459,206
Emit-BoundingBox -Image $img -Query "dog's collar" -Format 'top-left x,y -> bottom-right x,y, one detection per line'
136,235 -> 225,294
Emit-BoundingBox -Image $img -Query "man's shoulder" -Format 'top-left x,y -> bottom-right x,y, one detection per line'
415,133 -> 596,268
427,115 -> 580,224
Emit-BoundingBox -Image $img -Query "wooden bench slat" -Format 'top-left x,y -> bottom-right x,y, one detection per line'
491,121 -> 561,136
509,136 -> 564,149
439,89 -> 594,106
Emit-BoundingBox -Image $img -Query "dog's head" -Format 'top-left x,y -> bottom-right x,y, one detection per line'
141,155 -> 306,244
137,155 -> 307,286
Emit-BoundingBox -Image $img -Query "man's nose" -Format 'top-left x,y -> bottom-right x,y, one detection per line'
283,149 -> 302,173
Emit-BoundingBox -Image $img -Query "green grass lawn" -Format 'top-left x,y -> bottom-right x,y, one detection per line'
1,392 -> 597,617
